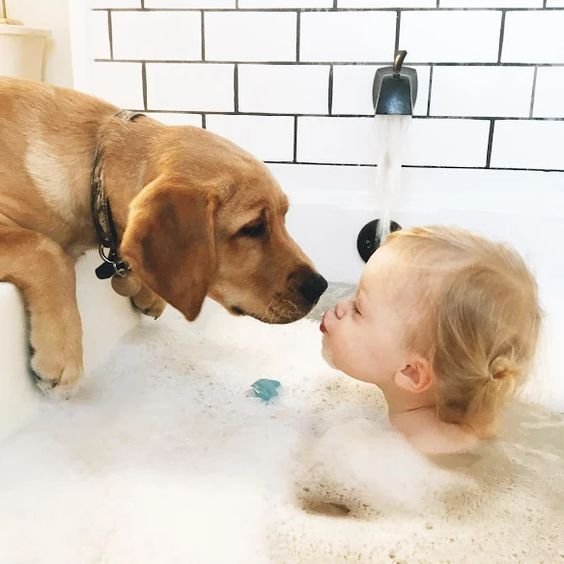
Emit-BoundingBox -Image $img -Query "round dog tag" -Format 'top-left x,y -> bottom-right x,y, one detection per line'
111,273 -> 142,297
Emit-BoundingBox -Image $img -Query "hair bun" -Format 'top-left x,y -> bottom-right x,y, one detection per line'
489,357 -> 516,381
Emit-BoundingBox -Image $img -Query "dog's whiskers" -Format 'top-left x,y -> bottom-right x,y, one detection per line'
281,299 -> 299,314
261,297 -> 277,323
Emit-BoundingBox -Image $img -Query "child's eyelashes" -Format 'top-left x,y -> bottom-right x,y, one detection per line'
341,295 -> 361,316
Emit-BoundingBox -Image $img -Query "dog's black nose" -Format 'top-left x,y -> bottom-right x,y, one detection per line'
299,273 -> 328,304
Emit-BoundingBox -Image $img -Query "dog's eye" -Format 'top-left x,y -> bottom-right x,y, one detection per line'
238,220 -> 266,238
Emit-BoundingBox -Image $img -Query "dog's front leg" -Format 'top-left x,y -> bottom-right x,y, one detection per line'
0,225 -> 83,397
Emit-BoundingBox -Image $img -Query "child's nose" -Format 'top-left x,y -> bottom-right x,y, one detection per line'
334,299 -> 352,319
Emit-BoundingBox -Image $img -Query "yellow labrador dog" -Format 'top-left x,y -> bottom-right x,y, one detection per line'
0,77 -> 327,395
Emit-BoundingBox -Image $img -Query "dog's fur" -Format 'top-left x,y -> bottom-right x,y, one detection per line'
0,78 -> 326,394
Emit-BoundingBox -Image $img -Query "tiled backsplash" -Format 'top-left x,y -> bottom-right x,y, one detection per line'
84,1 -> 564,181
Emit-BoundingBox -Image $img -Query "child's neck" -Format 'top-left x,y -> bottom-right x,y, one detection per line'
381,386 -> 480,454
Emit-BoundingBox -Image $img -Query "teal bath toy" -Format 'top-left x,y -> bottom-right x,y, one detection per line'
250,379 -> 281,402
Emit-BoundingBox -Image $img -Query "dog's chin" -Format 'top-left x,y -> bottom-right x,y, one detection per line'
228,303 -> 312,324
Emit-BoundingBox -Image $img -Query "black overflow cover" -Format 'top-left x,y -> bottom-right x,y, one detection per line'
356,219 -> 402,263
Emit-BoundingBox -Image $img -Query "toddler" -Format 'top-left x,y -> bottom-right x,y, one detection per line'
320,226 -> 541,454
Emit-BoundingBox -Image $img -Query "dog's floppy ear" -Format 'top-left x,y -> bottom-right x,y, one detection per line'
120,178 -> 216,321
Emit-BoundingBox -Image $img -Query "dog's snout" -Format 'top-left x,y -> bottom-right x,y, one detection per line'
298,272 -> 328,305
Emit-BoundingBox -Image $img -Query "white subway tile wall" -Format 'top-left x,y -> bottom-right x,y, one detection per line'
430,66 -> 535,118
112,11 -> 201,61
502,11 -> 564,64
206,115 -> 295,162
297,117 -> 488,167
240,1 -> 332,6
337,1 -> 435,7
404,118 -> 490,167
205,12 -> 297,62
298,117 -> 380,165
144,0 -> 235,7
144,112 -> 203,127
400,11 -> 502,63
87,3 -> 564,174
238,65 -> 329,114
533,67 -> 564,119
87,11 -> 110,60
300,11 -> 396,62
491,121 -> 564,170
91,0 -> 140,7
88,62 -> 144,109
441,0 -> 541,6
146,63 -> 234,112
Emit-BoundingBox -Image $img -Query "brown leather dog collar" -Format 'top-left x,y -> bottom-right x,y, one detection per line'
91,110 -> 144,280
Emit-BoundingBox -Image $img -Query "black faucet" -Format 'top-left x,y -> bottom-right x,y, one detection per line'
373,49 -> 418,115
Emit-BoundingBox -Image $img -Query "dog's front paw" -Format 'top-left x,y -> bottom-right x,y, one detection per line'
30,345 -> 83,399
131,284 -> 166,319
28,313 -> 84,398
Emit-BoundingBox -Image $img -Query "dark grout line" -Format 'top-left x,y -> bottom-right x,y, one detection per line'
296,11 -> 300,62
427,65 -> 434,116
107,11 -> 113,60
497,10 -> 506,64
328,64 -> 334,115
201,11 -> 205,61
262,161 -> 564,173
485,119 -> 495,168
202,114 -> 207,129
529,66 -> 538,118
93,59 -> 564,68
141,62 -> 147,110
234,64 -> 239,113
93,7 -> 564,11
293,116 -> 298,163
125,109 -> 564,121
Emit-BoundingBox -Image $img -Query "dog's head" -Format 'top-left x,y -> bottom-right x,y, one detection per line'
120,127 -> 327,323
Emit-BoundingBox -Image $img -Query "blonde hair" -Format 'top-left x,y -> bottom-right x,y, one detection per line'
384,226 -> 541,431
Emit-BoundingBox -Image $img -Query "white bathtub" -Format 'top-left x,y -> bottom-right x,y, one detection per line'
0,251 -> 139,437
1,166 -> 562,438
276,165 -> 564,412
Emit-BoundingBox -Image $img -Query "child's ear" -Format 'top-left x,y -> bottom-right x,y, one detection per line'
394,358 -> 434,394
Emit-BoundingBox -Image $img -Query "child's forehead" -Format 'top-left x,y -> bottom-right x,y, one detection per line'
359,246 -> 423,305
362,245 -> 401,280
359,249 -> 402,296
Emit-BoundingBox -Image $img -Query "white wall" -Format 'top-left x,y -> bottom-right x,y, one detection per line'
70,0 -> 564,277
69,1 -> 564,280
74,1 -> 564,174
8,0 -> 74,86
